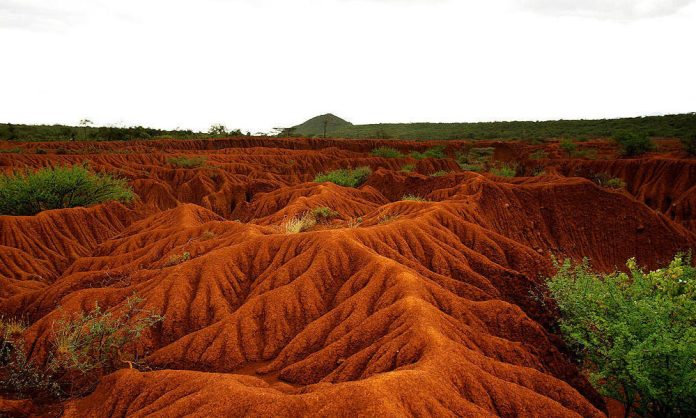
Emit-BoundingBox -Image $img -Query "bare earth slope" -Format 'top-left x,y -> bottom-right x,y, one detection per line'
0,138 -> 694,417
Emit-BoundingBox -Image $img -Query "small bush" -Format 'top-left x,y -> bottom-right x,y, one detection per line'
311,206 -> 339,221
490,163 -> 517,177
401,194 -> 429,202
547,255 -> 696,417
166,251 -> 190,266
283,212 -> 317,234
410,146 -> 446,159
371,147 -> 403,158
200,230 -> 216,241
35,148 -> 47,155
574,148 -> 598,160
401,164 -> 416,173
457,147 -> 494,169
378,213 -> 400,224
314,166 -> 372,187
167,156 -> 207,168
605,177 -> 626,189
55,148 -> 68,155
0,147 -> 22,154
430,170 -> 449,177
559,139 -> 577,157
613,132 -> 655,156
0,165 -> 135,216
458,164 -> 484,172
681,135 -> 696,156
529,149 -> 548,160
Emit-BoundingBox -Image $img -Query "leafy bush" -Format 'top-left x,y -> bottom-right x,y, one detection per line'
574,148 -> 598,160
560,139 -> 577,157
0,165 -> 135,216
35,148 -> 47,155
614,132 -> 656,156
401,195 -> 429,202
371,147 -> 403,158
0,147 -> 22,154
547,255 -> 696,417
458,164 -> 484,172
605,177 -> 626,189
401,164 -> 416,173
166,251 -> 190,266
314,167 -> 372,187
529,149 -> 548,160
457,147 -> 494,170
489,163 -> 517,177
311,206 -> 339,221
430,170 -> 449,177
410,146 -> 446,159
167,156 -> 207,168
682,135 -> 696,156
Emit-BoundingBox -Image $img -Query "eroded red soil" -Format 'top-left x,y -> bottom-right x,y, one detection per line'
1,138 -> 694,417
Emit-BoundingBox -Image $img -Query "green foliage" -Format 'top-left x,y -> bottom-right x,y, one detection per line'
560,139 -> 577,157
489,163 -> 517,177
311,206 -> 339,221
605,177 -> 627,189
166,251 -> 191,266
280,114 -> 352,137
410,146 -> 446,159
55,148 -> 68,155
371,147 -> 403,158
401,194 -> 429,202
208,124 -> 242,137
0,165 -> 135,216
614,131 -> 656,156
547,255 -> 696,417
681,135 -> 696,156
167,156 -> 207,168
400,164 -> 416,173
35,148 -> 47,155
457,147 -> 494,170
284,113 -> 696,141
0,123 -> 197,142
0,147 -> 22,154
529,149 -> 549,160
314,166 -> 372,187
430,170 -> 449,177
0,295 -> 163,399
458,164 -> 484,172
574,148 -> 598,160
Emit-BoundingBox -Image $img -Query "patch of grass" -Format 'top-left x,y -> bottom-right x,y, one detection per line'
574,148 -> 598,159
200,230 -> 216,241
529,149 -> 549,160
457,147 -> 494,170
347,217 -> 363,228
410,146 -> 446,160
0,165 -> 135,216
458,164 -> 484,172
681,134 -> 696,156
430,170 -> 449,177
400,164 -> 416,173
605,177 -> 626,189
55,148 -> 68,155
314,166 -> 372,187
613,131 -> 655,156
401,194 -> 429,202
560,138 -> 577,157
490,163 -> 517,177
167,156 -> 207,168
311,206 -> 339,221
35,148 -> 47,155
283,212 -> 317,234
165,251 -> 190,266
378,213 -> 400,224
0,147 -> 22,153
371,147 -> 403,158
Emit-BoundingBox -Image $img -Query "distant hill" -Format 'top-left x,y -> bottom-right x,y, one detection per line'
283,113 -> 696,141
283,114 -> 353,138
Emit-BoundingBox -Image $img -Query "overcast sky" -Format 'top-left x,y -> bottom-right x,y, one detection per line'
1,0 -> 695,133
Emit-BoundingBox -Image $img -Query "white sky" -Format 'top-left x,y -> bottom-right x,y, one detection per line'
1,0 -> 695,133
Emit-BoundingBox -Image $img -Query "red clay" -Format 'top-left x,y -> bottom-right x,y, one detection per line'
0,137 -> 694,417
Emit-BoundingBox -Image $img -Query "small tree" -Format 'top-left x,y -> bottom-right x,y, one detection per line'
560,139 -> 577,157
547,255 -> 696,417
613,132 -> 656,156
681,134 -> 696,156
208,124 -> 228,136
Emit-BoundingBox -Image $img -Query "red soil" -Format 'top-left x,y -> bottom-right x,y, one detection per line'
0,137 -> 694,417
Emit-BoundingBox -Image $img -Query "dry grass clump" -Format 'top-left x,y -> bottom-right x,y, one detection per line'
283,212 -> 317,234
165,251 -> 191,266
402,195 -> 430,202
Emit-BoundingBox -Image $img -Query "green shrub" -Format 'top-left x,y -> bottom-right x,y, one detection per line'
167,156 -> 207,168
165,251 -> 190,266
430,170 -> 449,177
371,147 -> 403,158
457,147 -> 494,169
490,163 -> 517,177
605,177 -> 626,189
0,147 -> 22,154
547,255 -> 696,417
529,149 -> 548,160
314,167 -> 372,187
311,206 -> 339,220
560,139 -> 577,157
681,135 -> 696,156
0,165 -> 135,216
35,148 -> 47,155
574,148 -> 598,160
401,194 -> 429,202
613,132 -> 655,156
410,146 -> 446,159
55,148 -> 68,155
400,164 -> 416,173
458,164 -> 484,172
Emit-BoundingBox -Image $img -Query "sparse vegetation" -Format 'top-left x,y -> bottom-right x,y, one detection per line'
457,147 -> 494,170
283,212 -> 317,234
1,295 -> 163,399
430,170 -> 449,177
490,163 -> 517,177
314,166 -> 372,187
401,164 -> 416,173
378,213 -> 400,224
311,206 -> 339,221
605,177 -> 627,189
560,139 -> 577,157
371,147 -> 403,158
458,164 -> 484,172
166,251 -> 191,266
547,255 -> 696,418
200,230 -> 217,240
401,195 -> 429,202
614,131 -> 656,156
167,156 -> 207,168
0,165 -> 135,216
410,146 -> 446,159
0,147 -> 22,153
35,148 -> 47,154
529,149 -> 548,160
682,134 -> 696,156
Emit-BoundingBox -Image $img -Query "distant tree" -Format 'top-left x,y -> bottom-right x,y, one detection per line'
681,134 -> 696,156
613,132 -> 656,156
208,124 -> 228,136
79,119 -> 93,141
